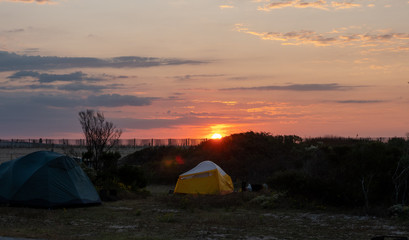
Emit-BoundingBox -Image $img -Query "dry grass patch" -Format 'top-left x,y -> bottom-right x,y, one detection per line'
0,191 -> 408,240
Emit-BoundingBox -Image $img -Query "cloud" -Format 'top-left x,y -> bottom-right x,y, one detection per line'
258,0 -> 328,11
0,100 -> 78,138
30,95 -> 83,108
116,118 -> 180,130
336,100 -> 384,104
0,0 -> 55,4
0,93 -> 161,137
7,70 -> 40,79
116,115 -> 238,130
2,70 -> 126,93
0,51 -> 205,72
220,5 -> 234,9
235,24 -> 409,48
257,0 -> 361,11
56,83 -> 122,92
0,84 -> 55,91
331,1 -> 360,9
258,1 -> 297,11
369,64 -> 391,71
21,48 -> 40,54
1,91 -> 156,109
228,76 -> 251,81
222,83 -> 357,91
26,94 -> 156,108
5,28 -> 24,33
39,72 -> 97,83
0,83 -> 121,93
7,71 -> 100,83
173,74 -> 224,81
87,94 -> 156,107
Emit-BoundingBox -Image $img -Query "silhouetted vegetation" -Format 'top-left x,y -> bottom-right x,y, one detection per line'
85,150 -> 148,201
120,132 -> 409,212
78,110 -> 150,198
78,109 -> 122,172
117,165 -> 147,190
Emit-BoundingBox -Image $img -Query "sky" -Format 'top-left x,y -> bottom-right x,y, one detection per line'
0,0 -> 408,139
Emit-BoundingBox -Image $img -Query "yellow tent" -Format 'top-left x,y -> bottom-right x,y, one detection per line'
174,160 -> 234,195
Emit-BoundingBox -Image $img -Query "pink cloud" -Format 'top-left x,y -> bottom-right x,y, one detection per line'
1,0 -> 55,4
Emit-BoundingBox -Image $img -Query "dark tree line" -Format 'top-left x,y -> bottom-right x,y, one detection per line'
121,131 -> 409,209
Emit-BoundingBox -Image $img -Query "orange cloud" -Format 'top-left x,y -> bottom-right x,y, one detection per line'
235,24 -> 409,49
369,64 -> 392,71
219,5 -> 234,9
258,0 -> 361,11
211,100 -> 238,106
246,106 -> 282,115
331,1 -> 360,9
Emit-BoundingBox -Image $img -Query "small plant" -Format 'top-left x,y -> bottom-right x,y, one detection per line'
80,162 -> 97,182
157,212 -> 177,223
117,182 -> 132,191
117,165 -> 147,190
132,209 -> 142,216
249,192 -> 286,209
388,204 -> 409,219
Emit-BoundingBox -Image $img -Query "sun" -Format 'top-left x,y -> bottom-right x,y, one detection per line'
211,133 -> 222,139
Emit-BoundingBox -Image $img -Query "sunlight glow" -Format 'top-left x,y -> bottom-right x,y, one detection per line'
211,133 -> 222,139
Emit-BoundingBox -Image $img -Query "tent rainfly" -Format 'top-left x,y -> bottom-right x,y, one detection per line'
174,160 -> 234,195
0,151 -> 101,208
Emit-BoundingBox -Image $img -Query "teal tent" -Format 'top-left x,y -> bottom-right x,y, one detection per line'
0,151 -> 101,208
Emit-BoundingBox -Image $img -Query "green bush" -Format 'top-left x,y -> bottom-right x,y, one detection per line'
267,170 -> 310,194
249,192 -> 286,209
267,170 -> 338,205
80,162 -> 97,183
94,151 -> 121,189
118,165 -> 147,190
388,204 -> 409,219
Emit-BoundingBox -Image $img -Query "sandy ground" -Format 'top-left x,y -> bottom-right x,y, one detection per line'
0,237 -> 44,240
1,190 -> 408,240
